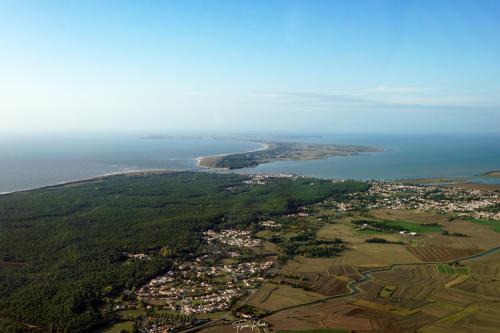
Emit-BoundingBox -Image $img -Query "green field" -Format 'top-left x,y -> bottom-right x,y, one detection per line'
354,219 -> 442,233
383,220 -> 442,232
436,264 -> 469,274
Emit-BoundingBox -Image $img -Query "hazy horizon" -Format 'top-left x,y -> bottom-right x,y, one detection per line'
1,0 -> 500,134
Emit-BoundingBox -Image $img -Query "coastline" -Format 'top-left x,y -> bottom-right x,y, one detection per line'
0,168 -> 176,197
196,139 -> 382,170
196,142 -> 271,168
0,140 -> 271,196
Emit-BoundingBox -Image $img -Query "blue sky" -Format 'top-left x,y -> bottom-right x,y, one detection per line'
1,0 -> 500,133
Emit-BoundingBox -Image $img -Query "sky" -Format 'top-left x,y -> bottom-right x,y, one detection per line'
1,0 -> 500,134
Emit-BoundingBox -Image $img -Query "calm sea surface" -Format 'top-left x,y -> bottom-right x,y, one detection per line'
237,133 -> 500,182
1,133 -> 499,193
0,134 -> 262,193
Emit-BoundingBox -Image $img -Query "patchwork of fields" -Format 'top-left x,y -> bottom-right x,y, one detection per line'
248,209 -> 500,332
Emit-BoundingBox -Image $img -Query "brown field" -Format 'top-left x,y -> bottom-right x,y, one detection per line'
418,302 -> 500,333
430,288 -> 493,307
428,224 -> 500,251
265,297 -> 432,332
464,251 -> 500,277
419,301 -> 462,318
278,274 -> 350,297
317,221 -> 401,244
452,251 -> 500,298
372,209 -> 500,249
394,311 -> 440,332
263,252 -> 500,333
257,209 -> 500,332
358,281 -> 386,300
265,300 -> 378,332
330,243 -> 421,267
369,265 -> 446,307
455,279 -> 500,299
246,283 -> 325,312
369,209 -> 451,225
280,257 -> 340,275
310,275 -> 350,296
407,246 -> 481,262
328,264 -> 358,275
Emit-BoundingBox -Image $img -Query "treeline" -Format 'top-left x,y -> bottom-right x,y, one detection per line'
0,172 -> 368,332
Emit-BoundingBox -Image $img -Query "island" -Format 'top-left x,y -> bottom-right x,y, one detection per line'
197,140 -> 382,169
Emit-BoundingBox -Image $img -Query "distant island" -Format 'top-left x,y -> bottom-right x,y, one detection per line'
198,140 -> 382,169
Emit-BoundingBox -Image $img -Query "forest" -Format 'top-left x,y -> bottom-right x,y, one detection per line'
0,171 -> 369,332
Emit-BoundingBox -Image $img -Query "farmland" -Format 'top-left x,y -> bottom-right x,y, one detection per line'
1,171 -> 499,332
252,191 -> 500,332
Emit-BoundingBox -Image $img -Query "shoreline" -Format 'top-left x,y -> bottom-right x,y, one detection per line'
0,140 -> 272,196
196,141 -> 271,168
0,168 -> 176,197
2,166 -> 499,197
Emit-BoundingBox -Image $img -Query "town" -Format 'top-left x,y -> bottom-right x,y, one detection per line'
331,181 -> 500,220
135,228 -> 276,332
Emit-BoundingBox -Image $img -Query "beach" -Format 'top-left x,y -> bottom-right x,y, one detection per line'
196,142 -> 271,168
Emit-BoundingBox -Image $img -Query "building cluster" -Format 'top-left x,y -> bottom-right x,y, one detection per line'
339,182 -> 500,220
136,229 -> 275,319
204,229 -> 262,248
242,173 -> 299,185
260,220 -> 281,228
242,174 -> 271,185
137,257 -> 274,315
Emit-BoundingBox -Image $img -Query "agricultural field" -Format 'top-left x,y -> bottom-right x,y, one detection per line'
257,213 -> 500,332
408,247 -> 481,262
246,283 -> 325,312
378,285 -> 397,298
435,264 -> 469,274
330,243 -> 422,266
3,167 -> 498,332
317,221 -> 401,243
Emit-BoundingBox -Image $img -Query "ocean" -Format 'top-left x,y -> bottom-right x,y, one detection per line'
0,134 -> 262,193
237,133 -> 500,182
0,133 -> 499,193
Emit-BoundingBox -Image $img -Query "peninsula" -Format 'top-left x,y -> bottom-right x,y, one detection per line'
481,170 -> 500,178
198,140 -> 382,169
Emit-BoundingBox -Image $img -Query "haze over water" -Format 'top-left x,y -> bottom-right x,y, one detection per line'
1,133 -> 499,193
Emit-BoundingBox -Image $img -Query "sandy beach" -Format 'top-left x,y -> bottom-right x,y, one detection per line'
196,142 -> 271,168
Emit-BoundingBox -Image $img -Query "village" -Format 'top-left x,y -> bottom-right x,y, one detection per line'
135,229 -> 276,332
117,177 -> 499,333
332,181 -> 500,220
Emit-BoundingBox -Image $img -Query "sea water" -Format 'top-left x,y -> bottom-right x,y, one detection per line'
1,132 -> 499,193
238,133 -> 500,182
0,133 -> 262,193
